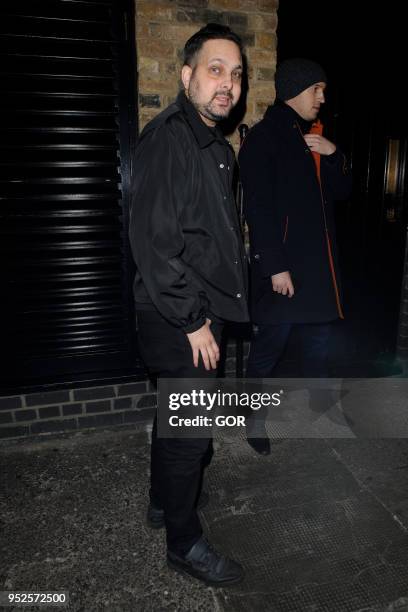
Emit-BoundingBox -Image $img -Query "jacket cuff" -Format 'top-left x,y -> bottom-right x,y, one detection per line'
182,316 -> 207,334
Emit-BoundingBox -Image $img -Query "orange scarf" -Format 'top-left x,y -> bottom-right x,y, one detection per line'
309,119 -> 323,181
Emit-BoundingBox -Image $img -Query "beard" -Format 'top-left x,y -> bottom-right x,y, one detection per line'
188,79 -> 233,124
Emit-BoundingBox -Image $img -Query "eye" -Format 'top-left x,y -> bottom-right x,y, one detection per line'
210,65 -> 221,75
232,70 -> 242,81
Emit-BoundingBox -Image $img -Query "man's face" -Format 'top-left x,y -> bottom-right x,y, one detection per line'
182,39 -> 242,126
286,82 -> 326,121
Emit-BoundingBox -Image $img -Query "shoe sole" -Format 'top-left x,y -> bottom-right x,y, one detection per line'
167,558 -> 243,587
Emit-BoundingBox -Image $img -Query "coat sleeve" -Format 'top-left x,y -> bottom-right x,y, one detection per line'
238,128 -> 289,277
321,148 -> 352,201
129,120 -> 207,333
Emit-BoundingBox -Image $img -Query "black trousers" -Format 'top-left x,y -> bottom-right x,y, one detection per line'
245,322 -> 332,436
137,310 -> 223,555
246,322 -> 331,378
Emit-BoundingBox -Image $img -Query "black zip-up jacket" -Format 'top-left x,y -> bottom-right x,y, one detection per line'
129,91 -> 249,333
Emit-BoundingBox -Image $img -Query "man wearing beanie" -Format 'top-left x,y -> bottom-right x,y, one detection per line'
239,58 -> 352,455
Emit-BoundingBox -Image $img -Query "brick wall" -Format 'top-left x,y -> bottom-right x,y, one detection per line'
0,382 -> 157,440
136,0 -> 279,147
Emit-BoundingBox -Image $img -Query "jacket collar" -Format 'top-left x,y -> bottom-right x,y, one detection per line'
177,90 -> 224,148
265,99 -> 312,133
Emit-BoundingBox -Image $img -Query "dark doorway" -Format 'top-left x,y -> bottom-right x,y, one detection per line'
1,0 -> 144,392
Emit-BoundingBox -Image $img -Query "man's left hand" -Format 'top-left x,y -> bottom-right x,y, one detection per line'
304,134 -> 336,156
186,319 -> 220,370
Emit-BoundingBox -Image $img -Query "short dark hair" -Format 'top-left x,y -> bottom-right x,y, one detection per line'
183,23 -> 243,67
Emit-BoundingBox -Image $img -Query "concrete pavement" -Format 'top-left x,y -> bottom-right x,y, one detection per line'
1,422 -> 408,611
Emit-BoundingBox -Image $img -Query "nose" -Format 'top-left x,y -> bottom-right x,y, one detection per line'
221,73 -> 233,90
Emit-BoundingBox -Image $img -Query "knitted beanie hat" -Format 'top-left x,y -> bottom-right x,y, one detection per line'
275,58 -> 327,101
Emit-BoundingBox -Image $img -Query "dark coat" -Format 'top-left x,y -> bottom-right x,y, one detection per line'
239,102 -> 352,325
129,91 -> 248,333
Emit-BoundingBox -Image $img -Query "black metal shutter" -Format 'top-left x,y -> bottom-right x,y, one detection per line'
1,0 -> 142,389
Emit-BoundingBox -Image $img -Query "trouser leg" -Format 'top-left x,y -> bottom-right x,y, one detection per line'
246,323 -> 292,378
245,323 -> 292,436
298,323 -> 331,378
298,323 -> 332,415
137,310 -> 221,554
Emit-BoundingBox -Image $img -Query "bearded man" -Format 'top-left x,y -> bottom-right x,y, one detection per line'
129,24 -> 248,585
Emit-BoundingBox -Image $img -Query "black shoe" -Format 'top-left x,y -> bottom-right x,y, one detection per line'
146,490 -> 210,529
167,536 -> 244,586
247,436 -> 271,455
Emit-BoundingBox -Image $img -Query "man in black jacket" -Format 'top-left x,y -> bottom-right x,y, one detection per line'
239,58 -> 351,454
129,24 -> 248,585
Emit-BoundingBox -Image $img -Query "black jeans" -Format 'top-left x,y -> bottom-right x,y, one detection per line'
245,323 -> 331,436
137,310 -> 223,555
246,322 -> 331,378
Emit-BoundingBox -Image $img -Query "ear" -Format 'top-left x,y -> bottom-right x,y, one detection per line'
181,65 -> 192,91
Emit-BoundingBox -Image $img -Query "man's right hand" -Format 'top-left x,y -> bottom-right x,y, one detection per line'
271,271 -> 294,297
186,319 -> 220,370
